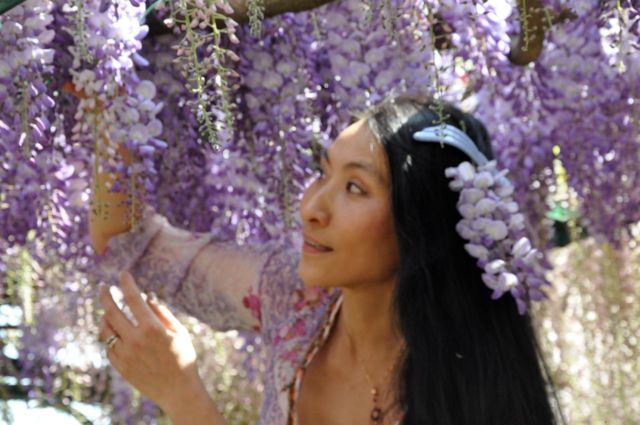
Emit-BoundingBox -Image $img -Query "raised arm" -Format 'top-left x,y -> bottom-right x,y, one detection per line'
95,206 -> 275,333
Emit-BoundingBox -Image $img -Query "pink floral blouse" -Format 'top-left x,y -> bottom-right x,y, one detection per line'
96,206 -> 403,425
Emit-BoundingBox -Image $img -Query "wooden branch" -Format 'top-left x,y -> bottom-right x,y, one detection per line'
226,0 -> 337,23
508,1 -> 577,65
147,0 -> 338,38
508,0 -> 546,65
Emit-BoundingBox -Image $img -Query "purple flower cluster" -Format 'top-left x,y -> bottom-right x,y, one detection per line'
0,0 -> 56,245
65,0 -> 166,214
446,160 -> 552,314
309,0 -> 435,129
437,0 -> 640,246
168,0 -> 240,150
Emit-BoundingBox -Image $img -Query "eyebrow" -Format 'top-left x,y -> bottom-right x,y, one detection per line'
320,148 -> 385,185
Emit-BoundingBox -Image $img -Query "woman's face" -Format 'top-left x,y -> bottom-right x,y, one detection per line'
298,119 -> 400,289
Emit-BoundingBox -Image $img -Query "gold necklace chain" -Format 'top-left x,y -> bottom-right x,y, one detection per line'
343,325 -> 405,424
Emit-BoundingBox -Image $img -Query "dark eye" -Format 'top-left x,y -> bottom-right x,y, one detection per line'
346,182 -> 364,195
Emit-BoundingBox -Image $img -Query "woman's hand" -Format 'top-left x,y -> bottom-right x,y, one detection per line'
98,271 -> 202,411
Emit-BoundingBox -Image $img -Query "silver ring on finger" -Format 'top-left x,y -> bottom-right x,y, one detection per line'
104,334 -> 120,350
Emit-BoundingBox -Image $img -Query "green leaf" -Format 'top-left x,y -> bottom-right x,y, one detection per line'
0,0 -> 28,16
546,204 -> 576,223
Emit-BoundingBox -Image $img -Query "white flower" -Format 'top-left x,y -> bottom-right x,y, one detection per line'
449,180 -> 464,190
495,183 -> 514,197
460,188 -> 485,204
75,69 -> 96,86
464,243 -> 489,260
119,107 -> 139,123
147,119 -> 163,137
245,93 -> 260,110
499,201 -> 519,213
374,69 -> 396,88
475,198 -> 497,214
485,259 -> 507,274
498,272 -> 519,291
242,70 -> 260,88
139,100 -> 156,112
352,62 -> 371,79
473,171 -> 494,188
512,237 -> 532,257
136,80 -> 156,100
365,46 -> 387,64
458,203 -> 477,219
509,213 -> 525,230
341,39 -> 362,57
0,60 -> 12,79
129,123 -> 149,143
262,71 -> 283,90
457,162 -> 476,181
482,273 -> 499,290
276,61 -> 295,76
445,167 -> 458,178
38,29 -> 55,44
329,53 -> 349,71
484,219 -> 508,240
456,220 -> 478,239
472,217 -> 492,231
522,248 -> 539,265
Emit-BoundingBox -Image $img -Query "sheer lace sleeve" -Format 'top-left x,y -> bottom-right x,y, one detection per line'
95,205 -> 282,333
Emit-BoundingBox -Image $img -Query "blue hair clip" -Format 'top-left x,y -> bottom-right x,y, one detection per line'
412,124 -> 489,166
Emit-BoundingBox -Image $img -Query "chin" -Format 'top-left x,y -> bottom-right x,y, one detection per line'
297,262 -> 340,288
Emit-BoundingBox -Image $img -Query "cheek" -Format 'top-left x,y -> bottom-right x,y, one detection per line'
348,202 -> 399,274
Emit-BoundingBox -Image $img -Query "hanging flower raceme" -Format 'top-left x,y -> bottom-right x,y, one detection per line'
0,0 -> 57,246
63,0 -> 166,224
168,0 -> 240,150
445,161 -> 552,314
539,10 -> 640,245
227,13 -> 323,240
310,0 -> 437,135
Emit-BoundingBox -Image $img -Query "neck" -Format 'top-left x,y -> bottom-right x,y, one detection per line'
335,281 -> 405,378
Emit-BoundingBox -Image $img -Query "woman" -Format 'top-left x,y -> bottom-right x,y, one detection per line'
96,97 -> 560,424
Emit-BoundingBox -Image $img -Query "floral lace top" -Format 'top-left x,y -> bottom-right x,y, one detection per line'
96,206 -> 404,425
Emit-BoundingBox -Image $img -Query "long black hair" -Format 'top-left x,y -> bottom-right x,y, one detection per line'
364,97 -> 561,424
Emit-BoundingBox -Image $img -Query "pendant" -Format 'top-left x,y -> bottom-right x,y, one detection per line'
370,407 -> 383,422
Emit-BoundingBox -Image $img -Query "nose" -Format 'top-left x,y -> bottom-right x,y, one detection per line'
300,183 -> 330,227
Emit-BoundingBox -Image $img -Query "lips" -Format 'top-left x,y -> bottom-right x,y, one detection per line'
303,234 -> 333,252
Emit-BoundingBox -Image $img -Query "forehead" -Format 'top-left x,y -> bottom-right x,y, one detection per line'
333,118 -> 377,149
329,119 -> 387,174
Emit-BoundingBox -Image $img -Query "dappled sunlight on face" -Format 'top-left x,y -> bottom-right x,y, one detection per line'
297,119 -> 399,290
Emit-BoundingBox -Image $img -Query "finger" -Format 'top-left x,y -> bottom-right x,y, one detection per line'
99,320 -> 123,358
105,336 -> 123,362
99,284 -> 135,342
98,317 -> 107,341
98,316 -> 117,342
146,297 -> 179,332
118,271 -> 163,330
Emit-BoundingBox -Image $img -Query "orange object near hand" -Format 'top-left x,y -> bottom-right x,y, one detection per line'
66,78 -> 141,254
